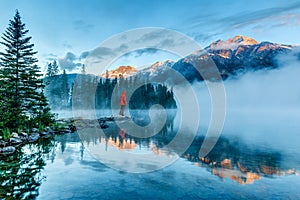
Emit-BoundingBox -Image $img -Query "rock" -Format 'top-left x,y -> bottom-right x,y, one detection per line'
28,133 -> 40,143
69,125 -> 76,132
44,126 -> 53,132
31,128 -> 38,133
40,132 -> 49,136
11,132 -> 19,138
0,140 -> 7,147
39,131 -> 53,138
9,137 -> 22,145
59,129 -> 71,134
19,132 -> 28,137
0,136 -> 2,140
0,146 -> 16,156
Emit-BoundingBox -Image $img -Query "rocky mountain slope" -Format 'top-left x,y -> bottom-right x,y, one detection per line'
103,35 -> 293,83
99,66 -> 137,79
69,35 -> 294,84
172,35 -> 293,82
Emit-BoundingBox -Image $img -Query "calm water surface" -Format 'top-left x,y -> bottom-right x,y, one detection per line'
1,110 -> 300,199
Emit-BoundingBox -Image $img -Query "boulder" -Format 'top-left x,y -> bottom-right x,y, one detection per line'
0,140 -> 7,147
19,132 -> 28,137
11,132 -> 19,138
39,131 -> 52,138
9,137 -> 22,145
31,128 -> 38,133
40,132 -> 49,136
0,146 -> 16,156
28,133 -> 40,143
69,125 -> 77,133
44,126 -> 53,132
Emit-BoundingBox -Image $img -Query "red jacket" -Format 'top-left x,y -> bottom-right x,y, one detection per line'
120,91 -> 127,106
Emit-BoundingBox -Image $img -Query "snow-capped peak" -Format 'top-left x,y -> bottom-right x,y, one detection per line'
208,35 -> 258,50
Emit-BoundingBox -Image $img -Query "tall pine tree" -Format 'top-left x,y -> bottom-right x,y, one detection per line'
46,60 -> 59,77
0,10 -> 53,130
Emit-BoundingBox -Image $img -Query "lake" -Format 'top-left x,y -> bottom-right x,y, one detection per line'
1,109 -> 300,199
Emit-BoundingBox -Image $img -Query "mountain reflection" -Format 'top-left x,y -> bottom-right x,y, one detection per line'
102,137 -> 138,150
79,110 -> 298,184
184,136 -> 298,184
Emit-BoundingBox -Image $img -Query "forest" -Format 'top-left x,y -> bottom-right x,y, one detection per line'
44,63 -> 177,111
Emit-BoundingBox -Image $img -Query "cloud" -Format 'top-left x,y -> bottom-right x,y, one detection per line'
159,39 -> 175,48
136,30 -> 176,45
135,48 -> 158,57
186,2 -> 300,42
58,52 -> 82,71
223,5 -> 300,29
138,30 -> 168,41
121,48 -> 158,58
88,47 -> 116,59
81,43 -> 129,61
118,44 -> 129,51
73,20 -> 94,32
44,53 -> 58,62
79,51 -> 89,60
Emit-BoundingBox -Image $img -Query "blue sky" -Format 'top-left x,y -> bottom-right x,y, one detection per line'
1,0 -> 300,72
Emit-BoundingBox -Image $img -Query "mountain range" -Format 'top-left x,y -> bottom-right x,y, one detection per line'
100,35 -> 294,83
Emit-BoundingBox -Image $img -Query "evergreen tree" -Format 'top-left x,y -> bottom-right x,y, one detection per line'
46,62 -> 53,77
0,10 -> 53,130
45,60 -> 59,77
52,60 -> 59,75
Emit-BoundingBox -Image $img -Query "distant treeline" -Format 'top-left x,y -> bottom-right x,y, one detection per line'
44,69 -> 177,110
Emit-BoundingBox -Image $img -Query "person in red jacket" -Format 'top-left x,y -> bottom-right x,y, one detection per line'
119,90 -> 127,116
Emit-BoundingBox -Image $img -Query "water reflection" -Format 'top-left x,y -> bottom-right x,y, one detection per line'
184,136 -> 298,184
1,110 -> 299,199
0,138 -> 55,199
78,110 -> 298,182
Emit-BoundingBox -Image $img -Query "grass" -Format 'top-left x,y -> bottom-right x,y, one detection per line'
2,128 -> 12,141
51,122 -> 63,131
38,124 -> 45,132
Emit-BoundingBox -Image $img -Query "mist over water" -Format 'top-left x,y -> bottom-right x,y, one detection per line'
180,54 -> 300,158
53,52 -> 300,160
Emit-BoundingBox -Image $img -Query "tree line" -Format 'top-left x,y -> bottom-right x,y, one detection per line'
45,67 -> 177,111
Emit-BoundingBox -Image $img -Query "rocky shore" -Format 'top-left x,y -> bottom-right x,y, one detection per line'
0,120 -> 77,156
0,117 -> 121,156
0,116 -> 131,156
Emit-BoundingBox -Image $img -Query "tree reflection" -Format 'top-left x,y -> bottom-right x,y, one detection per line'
0,138 -> 55,199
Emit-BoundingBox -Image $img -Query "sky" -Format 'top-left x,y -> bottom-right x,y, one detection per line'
1,0 -> 300,73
